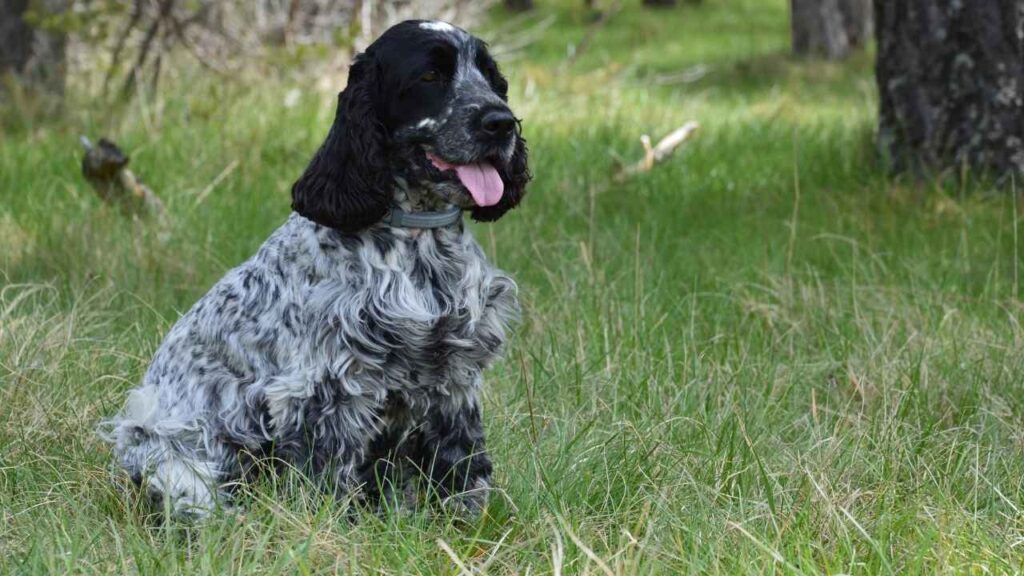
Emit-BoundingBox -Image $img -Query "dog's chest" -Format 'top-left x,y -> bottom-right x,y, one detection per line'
315,226 -> 518,390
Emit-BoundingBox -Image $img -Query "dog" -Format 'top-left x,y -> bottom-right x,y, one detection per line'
102,20 -> 530,518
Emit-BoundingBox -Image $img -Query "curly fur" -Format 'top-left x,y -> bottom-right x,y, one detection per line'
101,20 -> 529,518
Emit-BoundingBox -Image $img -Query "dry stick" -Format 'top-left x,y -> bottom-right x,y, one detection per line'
563,0 -> 623,69
583,121 -> 698,209
611,121 -> 700,184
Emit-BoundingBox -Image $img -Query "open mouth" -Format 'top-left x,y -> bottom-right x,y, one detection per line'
426,152 -> 504,207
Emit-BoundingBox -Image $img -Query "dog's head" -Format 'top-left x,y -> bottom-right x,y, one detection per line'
292,20 -> 531,232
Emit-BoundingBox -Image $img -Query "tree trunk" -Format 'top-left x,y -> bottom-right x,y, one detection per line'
875,0 -> 1024,180
839,0 -> 872,48
504,0 -> 534,11
791,0 -> 873,60
0,0 -> 68,97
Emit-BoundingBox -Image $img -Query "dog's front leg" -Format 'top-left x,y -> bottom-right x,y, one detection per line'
417,392 -> 493,515
269,385 -> 381,505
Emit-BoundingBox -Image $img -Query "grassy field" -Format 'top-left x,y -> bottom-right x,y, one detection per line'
3,0 -> 1024,573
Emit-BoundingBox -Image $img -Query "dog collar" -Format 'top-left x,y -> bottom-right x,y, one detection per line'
382,205 -> 463,228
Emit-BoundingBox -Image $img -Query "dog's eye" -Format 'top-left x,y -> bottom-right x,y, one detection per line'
420,71 -> 440,83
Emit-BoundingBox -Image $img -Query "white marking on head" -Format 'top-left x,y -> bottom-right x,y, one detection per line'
420,21 -> 455,33
416,118 -> 438,129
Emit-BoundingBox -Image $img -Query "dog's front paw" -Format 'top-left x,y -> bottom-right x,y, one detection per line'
441,476 -> 491,518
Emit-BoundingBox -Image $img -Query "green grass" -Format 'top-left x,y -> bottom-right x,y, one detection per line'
3,0 -> 1024,573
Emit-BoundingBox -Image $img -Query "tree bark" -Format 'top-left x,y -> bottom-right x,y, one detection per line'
0,0 -> 68,97
875,0 -> 1024,180
839,0 -> 872,48
791,0 -> 873,60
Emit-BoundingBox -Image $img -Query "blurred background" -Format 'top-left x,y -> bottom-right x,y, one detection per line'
4,1 -> 1024,573
1,0 -> 877,128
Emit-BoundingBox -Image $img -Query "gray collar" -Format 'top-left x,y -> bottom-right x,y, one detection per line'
382,205 -> 463,229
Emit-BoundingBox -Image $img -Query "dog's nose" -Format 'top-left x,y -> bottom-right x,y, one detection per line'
480,108 -> 516,138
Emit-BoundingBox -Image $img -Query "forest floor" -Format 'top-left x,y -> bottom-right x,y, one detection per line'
3,0 -> 1024,573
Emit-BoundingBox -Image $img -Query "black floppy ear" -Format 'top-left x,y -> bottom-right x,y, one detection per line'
291,55 -> 391,232
472,133 -> 530,222
475,41 -> 509,101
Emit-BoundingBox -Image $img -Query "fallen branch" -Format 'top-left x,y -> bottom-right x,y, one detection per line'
613,121 -> 699,183
80,136 -> 166,219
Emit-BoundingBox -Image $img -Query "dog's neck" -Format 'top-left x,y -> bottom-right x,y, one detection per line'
387,177 -> 464,234
392,177 -> 455,212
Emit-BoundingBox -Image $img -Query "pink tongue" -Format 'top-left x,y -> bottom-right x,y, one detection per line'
428,154 -> 504,207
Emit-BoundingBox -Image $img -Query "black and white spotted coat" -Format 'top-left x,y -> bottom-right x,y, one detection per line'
103,18 -> 530,519
104,209 -> 517,516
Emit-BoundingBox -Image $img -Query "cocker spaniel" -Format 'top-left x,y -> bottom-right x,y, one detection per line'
103,20 -> 530,518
